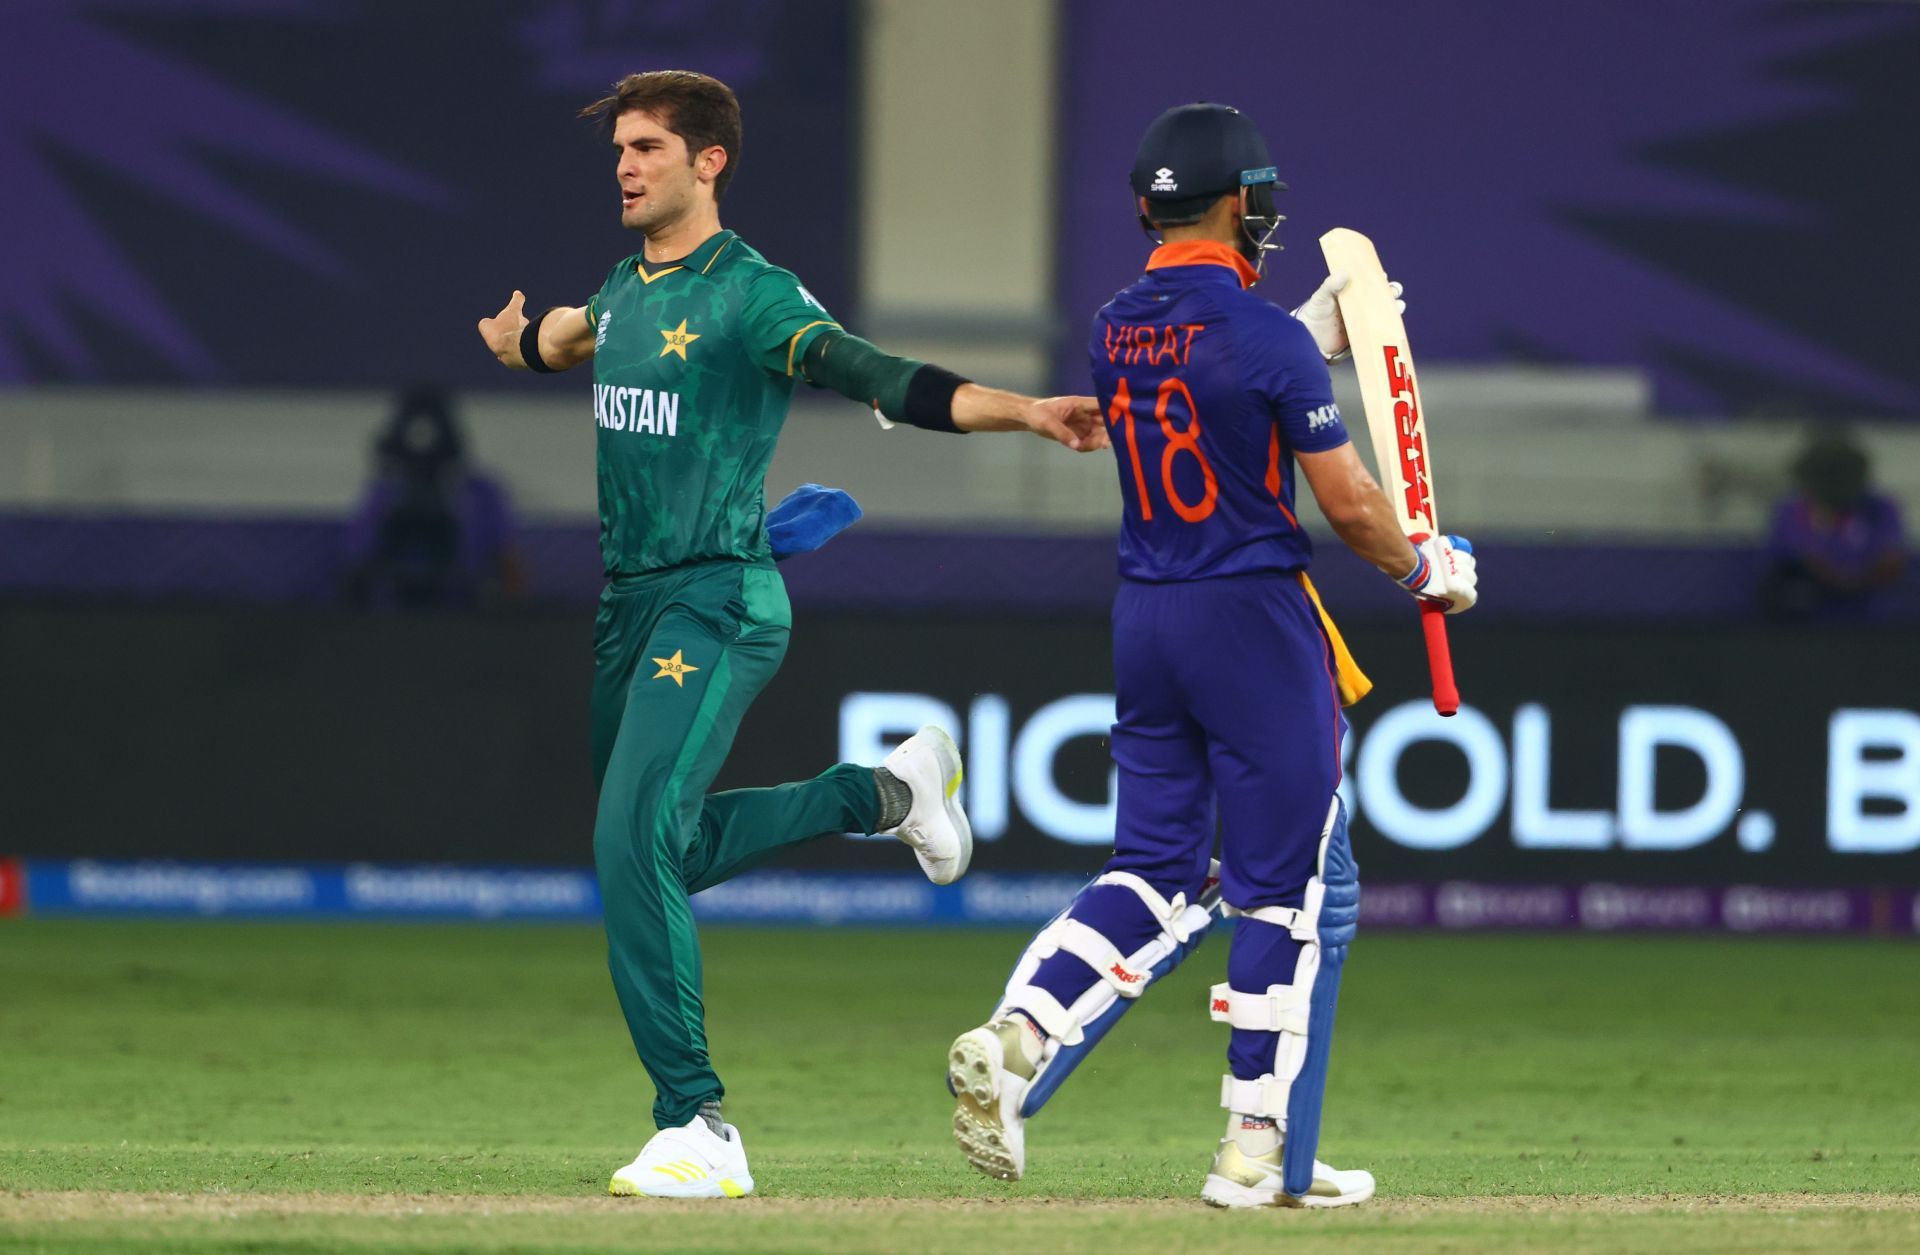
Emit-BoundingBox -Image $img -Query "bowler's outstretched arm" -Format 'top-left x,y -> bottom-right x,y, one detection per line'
800,328 -> 1104,451
477,290 -> 597,372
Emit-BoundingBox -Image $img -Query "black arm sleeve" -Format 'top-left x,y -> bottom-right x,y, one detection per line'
801,330 -> 970,434
519,309 -> 557,373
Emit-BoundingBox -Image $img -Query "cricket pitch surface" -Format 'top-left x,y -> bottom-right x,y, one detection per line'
5,921 -> 1916,1251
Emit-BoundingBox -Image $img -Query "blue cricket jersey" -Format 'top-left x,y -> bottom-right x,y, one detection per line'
1090,240 -> 1351,582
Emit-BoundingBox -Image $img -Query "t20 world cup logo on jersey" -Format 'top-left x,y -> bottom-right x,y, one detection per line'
1382,346 -> 1435,533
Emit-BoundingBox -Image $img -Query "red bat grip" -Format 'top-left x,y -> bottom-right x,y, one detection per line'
1420,601 -> 1459,716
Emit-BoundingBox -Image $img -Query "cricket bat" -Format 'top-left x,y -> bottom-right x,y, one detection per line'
1319,227 -> 1459,716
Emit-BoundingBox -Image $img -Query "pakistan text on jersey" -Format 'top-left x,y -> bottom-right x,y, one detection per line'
596,386 -> 680,437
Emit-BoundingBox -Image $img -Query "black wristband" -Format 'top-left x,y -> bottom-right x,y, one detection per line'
901,364 -> 968,434
519,308 -> 556,374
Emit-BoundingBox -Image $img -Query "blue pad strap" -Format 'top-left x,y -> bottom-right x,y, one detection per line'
1282,800 -> 1359,1198
766,483 -> 862,560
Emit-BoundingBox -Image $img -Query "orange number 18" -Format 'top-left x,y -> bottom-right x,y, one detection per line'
1106,375 -> 1218,524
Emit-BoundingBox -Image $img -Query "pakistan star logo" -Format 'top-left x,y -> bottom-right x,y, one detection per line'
651,649 -> 699,687
659,319 -> 701,360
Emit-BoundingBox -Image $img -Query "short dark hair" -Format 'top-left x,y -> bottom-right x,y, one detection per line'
1143,192 -> 1222,228
581,70 -> 742,202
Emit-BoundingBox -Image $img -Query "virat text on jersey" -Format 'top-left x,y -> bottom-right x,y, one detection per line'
1090,241 -> 1351,583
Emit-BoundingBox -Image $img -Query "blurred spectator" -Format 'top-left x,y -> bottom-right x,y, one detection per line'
1759,428 -> 1905,620
342,387 -> 525,608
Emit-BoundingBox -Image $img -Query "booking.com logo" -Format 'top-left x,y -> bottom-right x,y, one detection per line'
838,693 -> 1920,855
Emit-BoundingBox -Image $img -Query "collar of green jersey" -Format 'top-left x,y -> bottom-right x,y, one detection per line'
634,230 -> 737,284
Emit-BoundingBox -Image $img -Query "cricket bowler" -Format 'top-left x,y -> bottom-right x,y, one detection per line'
945,103 -> 1479,1207
476,70 -> 1102,1200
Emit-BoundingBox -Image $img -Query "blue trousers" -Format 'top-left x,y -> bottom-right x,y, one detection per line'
1029,573 -> 1346,1082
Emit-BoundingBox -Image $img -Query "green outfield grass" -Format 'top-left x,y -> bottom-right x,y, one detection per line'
3,920 -> 1917,1251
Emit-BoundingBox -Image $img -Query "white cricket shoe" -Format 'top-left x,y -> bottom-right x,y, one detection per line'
948,1017 -> 1038,1181
1200,1136 -> 1375,1209
608,1116 -> 754,1199
881,725 -> 973,885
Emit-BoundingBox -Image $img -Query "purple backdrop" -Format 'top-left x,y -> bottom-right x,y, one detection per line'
4,512 -> 1916,622
0,0 -> 854,389
1058,0 -> 1920,417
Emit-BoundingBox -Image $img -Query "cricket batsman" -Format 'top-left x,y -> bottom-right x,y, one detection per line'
476,70 -> 1102,1200
945,103 -> 1479,1208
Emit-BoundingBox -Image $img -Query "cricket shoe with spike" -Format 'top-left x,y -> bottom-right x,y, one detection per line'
881,725 -> 973,885
1200,1136 -> 1375,1209
608,1116 -> 754,1199
948,1016 -> 1041,1180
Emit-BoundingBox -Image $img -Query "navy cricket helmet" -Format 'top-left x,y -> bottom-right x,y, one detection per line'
1129,102 -> 1286,272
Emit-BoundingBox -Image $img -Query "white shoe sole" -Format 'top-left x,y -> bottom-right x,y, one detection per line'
1200,1172 -> 1375,1209
886,726 -> 973,885
609,1170 -> 754,1199
948,1027 -> 1025,1181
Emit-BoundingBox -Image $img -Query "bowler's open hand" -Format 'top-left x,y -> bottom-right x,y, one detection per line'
478,290 -> 531,367
1028,396 -> 1108,452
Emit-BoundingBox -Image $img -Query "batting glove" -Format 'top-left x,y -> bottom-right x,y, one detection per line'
1397,534 -> 1477,614
1293,270 -> 1405,363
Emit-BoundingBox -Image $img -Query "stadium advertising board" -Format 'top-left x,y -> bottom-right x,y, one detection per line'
3,607 -> 1915,893
730,617 -> 1920,889
819,692 -> 1920,876
9,859 -> 1917,935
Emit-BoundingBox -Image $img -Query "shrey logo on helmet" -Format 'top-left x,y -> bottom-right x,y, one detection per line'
1128,103 -> 1287,276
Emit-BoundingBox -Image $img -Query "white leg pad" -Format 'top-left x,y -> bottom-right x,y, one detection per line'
1001,984 -> 1082,1044
1213,901 -> 1326,1127
1222,902 -> 1315,940
1220,1075 -> 1290,1119
998,869 -> 1214,1050
1095,871 -> 1204,943
1208,982 -> 1311,1034
1053,919 -> 1152,996
1209,798 -> 1359,1200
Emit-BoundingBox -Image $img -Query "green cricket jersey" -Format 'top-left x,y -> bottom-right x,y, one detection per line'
582,229 -> 841,575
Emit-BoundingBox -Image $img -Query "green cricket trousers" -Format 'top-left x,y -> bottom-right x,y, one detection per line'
590,558 -> 879,1129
